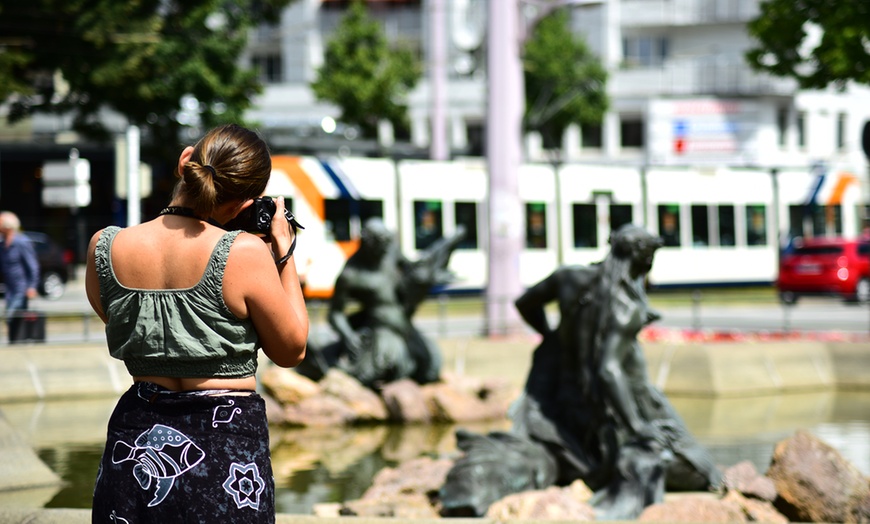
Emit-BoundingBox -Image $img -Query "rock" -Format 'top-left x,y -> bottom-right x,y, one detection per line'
766,429 -> 870,524
341,493 -> 440,519
722,460 -> 777,501
282,395 -> 357,427
422,382 -> 506,422
638,493 -> 746,522
485,481 -> 596,521
380,379 -> 430,423
319,369 -> 388,422
722,490 -> 788,524
260,366 -> 320,405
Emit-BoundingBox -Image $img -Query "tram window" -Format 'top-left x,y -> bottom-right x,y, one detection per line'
691,205 -> 709,246
360,199 -> 383,223
789,204 -> 843,238
658,204 -> 681,246
454,202 -> 478,249
572,204 -> 597,248
526,202 -> 548,249
414,200 -> 443,250
324,199 -> 351,241
746,205 -> 767,246
718,205 -> 736,246
610,204 -> 632,232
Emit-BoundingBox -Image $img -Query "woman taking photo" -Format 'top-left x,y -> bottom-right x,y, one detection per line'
85,124 -> 308,522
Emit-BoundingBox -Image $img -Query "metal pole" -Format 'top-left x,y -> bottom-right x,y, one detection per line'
486,0 -> 524,336
429,0 -> 448,160
126,125 -> 141,226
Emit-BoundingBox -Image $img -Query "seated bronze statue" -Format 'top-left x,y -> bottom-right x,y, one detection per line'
297,218 -> 465,389
440,224 -> 722,519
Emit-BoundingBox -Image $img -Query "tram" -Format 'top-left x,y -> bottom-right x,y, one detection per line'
267,155 -> 864,299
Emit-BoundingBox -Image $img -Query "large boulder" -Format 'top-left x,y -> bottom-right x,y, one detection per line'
766,429 -> 870,523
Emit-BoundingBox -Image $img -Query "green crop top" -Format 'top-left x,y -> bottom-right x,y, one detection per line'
95,226 -> 260,379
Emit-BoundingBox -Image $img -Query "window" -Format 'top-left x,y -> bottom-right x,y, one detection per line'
746,205 -> 767,246
718,205 -> 735,247
621,118 -> 644,148
360,199 -> 384,224
777,107 -> 788,147
325,199 -> 352,241
622,36 -> 669,67
414,200 -> 443,250
466,121 -> 484,157
526,202 -> 548,249
252,53 -> 282,84
581,123 -> 603,148
455,202 -> 478,249
610,204 -> 633,233
797,111 -> 806,148
789,204 -> 843,239
837,113 -> 846,150
658,204 -> 680,246
573,204 -> 597,248
691,205 -> 709,246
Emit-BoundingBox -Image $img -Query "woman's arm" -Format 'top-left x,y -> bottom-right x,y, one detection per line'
226,196 -> 308,368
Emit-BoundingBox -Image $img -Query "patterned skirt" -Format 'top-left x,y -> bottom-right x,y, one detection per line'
91,381 -> 275,523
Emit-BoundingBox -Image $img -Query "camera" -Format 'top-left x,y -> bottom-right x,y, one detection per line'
224,196 -> 304,239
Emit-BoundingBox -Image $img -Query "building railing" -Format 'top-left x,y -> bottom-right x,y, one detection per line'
620,0 -> 760,27
611,58 -> 797,98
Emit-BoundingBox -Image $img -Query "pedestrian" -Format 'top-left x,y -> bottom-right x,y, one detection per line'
85,124 -> 308,522
0,211 -> 40,344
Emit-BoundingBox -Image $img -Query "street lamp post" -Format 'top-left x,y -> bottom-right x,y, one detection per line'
485,0 -> 600,336
486,0 -> 525,336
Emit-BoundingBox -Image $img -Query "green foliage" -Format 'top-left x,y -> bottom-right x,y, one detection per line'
0,0 -> 292,149
310,0 -> 421,140
523,9 -> 609,150
746,0 -> 870,89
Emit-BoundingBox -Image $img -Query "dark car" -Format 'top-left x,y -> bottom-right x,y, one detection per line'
0,231 -> 73,300
777,237 -> 870,304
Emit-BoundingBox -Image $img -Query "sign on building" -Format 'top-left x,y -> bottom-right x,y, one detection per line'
647,98 -> 760,166
42,159 -> 91,207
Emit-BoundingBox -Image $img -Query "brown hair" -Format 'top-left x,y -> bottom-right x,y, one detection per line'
176,124 -> 272,217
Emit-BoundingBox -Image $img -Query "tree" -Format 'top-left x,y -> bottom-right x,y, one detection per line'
310,0 -> 421,140
523,9 -> 609,150
0,0 -> 292,150
746,0 -> 870,89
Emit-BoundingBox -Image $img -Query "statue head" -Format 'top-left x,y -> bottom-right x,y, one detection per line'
609,224 -> 663,278
359,217 -> 395,260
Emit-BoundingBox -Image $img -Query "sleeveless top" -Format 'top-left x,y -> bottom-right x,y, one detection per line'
95,226 -> 260,379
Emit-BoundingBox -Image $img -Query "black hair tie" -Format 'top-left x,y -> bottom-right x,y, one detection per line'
203,164 -> 217,177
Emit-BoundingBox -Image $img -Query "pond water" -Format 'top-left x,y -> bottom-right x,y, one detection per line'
3,389 -> 869,513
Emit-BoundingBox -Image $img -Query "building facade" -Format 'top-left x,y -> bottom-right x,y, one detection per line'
245,0 -> 870,175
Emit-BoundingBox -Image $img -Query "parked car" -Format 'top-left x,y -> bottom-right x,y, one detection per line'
0,231 -> 73,300
777,237 -> 870,305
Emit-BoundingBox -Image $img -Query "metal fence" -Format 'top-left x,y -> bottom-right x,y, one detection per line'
4,288 -> 870,347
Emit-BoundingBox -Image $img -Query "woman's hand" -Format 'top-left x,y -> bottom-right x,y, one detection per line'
269,196 -> 296,262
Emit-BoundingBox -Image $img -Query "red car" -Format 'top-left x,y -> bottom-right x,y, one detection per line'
777,237 -> 870,304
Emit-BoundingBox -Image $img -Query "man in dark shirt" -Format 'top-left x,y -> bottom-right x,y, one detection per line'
0,211 -> 40,343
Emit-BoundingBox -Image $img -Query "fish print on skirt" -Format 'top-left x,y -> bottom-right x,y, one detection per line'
112,424 -> 206,507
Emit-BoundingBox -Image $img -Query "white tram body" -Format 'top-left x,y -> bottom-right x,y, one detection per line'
267,155 -> 864,299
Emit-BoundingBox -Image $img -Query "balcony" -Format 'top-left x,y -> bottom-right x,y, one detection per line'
620,0 -> 760,27
611,57 -> 796,98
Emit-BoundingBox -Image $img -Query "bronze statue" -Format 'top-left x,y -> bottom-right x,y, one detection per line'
440,224 -> 722,519
297,217 -> 465,389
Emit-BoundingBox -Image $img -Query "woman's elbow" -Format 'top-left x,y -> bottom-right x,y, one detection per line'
270,342 -> 306,368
